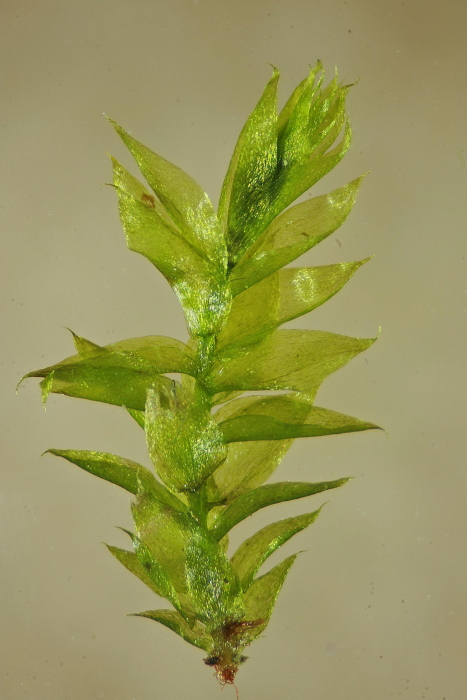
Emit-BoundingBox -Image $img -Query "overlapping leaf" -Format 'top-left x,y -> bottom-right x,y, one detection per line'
132,483 -> 243,628
145,383 -> 227,492
131,609 -> 211,650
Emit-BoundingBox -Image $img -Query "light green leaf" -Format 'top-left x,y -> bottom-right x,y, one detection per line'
220,68 -> 280,262
209,329 -> 376,396
240,554 -> 299,643
45,449 -> 186,511
210,479 -> 348,541
105,544 -> 172,599
217,397 -> 379,443
207,439 -> 293,505
109,120 -> 227,267
145,383 -> 227,492
218,260 -> 369,349
231,509 -> 322,589
131,609 -> 211,651
277,62 -> 322,136
112,159 -> 231,337
229,177 -> 364,296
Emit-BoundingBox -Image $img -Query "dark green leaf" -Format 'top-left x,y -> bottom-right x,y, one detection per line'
218,260 -> 369,349
231,509 -> 322,589
229,177 -> 364,296
131,609 -> 211,651
210,479 -> 348,541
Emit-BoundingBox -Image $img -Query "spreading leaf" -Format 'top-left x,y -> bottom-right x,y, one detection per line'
45,449 -> 185,511
23,334 -> 188,410
218,260 -> 369,349
210,479 -> 348,541
229,177 -> 364,296
217,397 -> 379,443
209,329 -> 376,396
231,508 -> 323,589
131,609 -> 211,651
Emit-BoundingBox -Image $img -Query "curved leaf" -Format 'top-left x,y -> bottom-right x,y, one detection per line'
105,545 -> 172,599
210,479 -> 349,541
231,508 -> 323,589
131,609 -> 211,651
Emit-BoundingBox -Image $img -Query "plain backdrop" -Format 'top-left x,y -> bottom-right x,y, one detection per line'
1,1 -> 466,699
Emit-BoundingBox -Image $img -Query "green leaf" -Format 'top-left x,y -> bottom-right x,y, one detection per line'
210,479 -> 349,541
45,449 -> 186,511
220,68 -> 280,263
132,485 -> 243,628
23,334 -> 188,410
229,177 -> 364,296
231,509 -> 322,590
207,439 -> 293,505
145,383 -> 227,492
208,329 -> 376,396
217,396 -> 380,443
131,609 -> 211,651
112,159 -> 231,337
240,554 -> 299,643
218,260 -> 369,349
109,120 -> 227,268
105,544 -> 173,599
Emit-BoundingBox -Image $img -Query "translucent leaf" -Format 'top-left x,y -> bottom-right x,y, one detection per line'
105,544 -> 171,598
207,439 -> 293,505
109,120 -> 227,267
217,396 -> 379,443
277,62 -> 322,136
240,554 -> 299,643
112,159 -> 231,336
131,609 -> 211,651
209,329 -> 376,396
210,478 -> 348,541
45,449 -> 186,511
145,383 -> 227,492
220,68 -> 280,263
231,508 -> 322,589
132,485 -> 242,628
218,260 -> 369,349
229,177 -> 364,296
23,334 -> 187,410
128,533 -> 183,614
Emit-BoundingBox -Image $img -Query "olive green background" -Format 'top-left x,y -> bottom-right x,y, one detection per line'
2,0 -> 466,698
